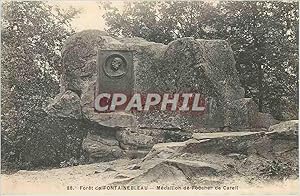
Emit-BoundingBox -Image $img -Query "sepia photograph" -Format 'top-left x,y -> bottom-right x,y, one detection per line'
1,0 -> 299,195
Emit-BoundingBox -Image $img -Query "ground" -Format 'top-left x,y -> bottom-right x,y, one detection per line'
1,158 -> 299,195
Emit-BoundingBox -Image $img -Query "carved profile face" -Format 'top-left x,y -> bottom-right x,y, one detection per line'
103,54 -> 128,78
111,57 -> 123,71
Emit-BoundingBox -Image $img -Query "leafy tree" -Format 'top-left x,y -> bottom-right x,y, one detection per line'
1,1 -> 81,169
216,1 -> 298,119
101,1 -> 220,44
102,1 -> 298,120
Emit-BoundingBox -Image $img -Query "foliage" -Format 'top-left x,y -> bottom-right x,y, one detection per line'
1,109 -> 88,170
102,1 -> 298,120
102,1 -> 220,44
216,2 -> 298,119
1,1 -> 81,170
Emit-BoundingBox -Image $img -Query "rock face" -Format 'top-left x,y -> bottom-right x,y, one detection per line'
46,29 -> 277,130
108,122 -> 298,186
254,112 -> 280,129
46,90 -> 82,119
44,30 -> 284,162
116,127 -> 192,150
82,126 -> 193,162
224,98 -> 258,128
82,133 -> 124,162
116,128 -> 165,150
134,37 -> 244,129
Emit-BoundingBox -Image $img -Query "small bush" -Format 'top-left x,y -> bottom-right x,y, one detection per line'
1,109 -> 88,171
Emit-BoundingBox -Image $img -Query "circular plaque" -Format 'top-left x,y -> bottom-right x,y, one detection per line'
103,54 -> 128,78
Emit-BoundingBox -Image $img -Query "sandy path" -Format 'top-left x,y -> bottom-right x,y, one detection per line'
1,159 -> 299,195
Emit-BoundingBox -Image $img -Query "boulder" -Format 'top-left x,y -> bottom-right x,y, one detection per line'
116,127 -> 192,151
116,128 -> 165,150
134,38 -> 244,129
142,140 -> 198,161
144,128 -> 298,162
45,90 -> 82,119
143,131 -> 266,161
115,127 -> 298,185
265,120 -> 298,166
82,133 -> 124,162
253,112 -> 279,129
42,30 -> 287,164
224,98 -> 259,128
126,159 -> 224,186
267,120 -> 298,139
121,160 -> 191,186
46,30 -> 259,129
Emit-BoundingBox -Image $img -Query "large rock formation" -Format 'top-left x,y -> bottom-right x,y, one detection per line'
45,30 -> 282,162
46,30 -> 277,130
110,120 -> 298,186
